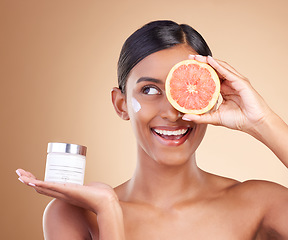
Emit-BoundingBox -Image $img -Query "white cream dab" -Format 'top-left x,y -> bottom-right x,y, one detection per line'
132,97 -> 141,113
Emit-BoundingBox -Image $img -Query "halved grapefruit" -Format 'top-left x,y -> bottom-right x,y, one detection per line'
166,59 -> 220,114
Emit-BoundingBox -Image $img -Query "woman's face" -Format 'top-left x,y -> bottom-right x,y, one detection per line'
125,44 -> 207,166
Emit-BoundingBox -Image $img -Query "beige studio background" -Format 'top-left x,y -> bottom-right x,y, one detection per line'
1,0 -> 288,238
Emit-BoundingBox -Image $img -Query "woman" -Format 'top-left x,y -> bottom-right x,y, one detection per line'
17,20 -> 288,239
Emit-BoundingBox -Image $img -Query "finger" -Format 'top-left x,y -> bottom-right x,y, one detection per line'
192,55 -> 209,63
21,176 -> 72,194
188,54 -> 196,60
19,175 -> 82,200
34,180 -> 87,201
16,169 -> 37,179
189,55 -> 235,84
207,56 -> 245,83
220,82 -> 239,96
182,111 -> 221,126
216,59 -> 248,80
222,94 -> 242,107
18,175 -> 41,187
189,55 -> 248,84
33,185 -> 66,198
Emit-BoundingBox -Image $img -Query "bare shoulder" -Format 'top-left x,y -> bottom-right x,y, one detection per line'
223,179 -> 288,207
209,174 -> 288,238
231,180 -> 288,238
43,199 -> 99,240
230,179 -> 288,200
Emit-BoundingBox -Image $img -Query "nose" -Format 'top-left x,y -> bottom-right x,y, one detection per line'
160,96 -> 183,122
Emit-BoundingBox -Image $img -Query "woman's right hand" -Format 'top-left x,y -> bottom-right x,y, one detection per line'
17,168 -> 126,240
16,168 -> 119,213
182,55 -> 273,135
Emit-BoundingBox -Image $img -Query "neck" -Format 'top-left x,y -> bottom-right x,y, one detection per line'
125,151 -> 206,208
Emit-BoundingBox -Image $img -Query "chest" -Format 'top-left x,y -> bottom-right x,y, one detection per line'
121,201 -> 263,240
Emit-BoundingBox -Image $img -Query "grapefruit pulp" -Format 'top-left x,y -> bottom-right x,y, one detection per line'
165,59 -> 220,114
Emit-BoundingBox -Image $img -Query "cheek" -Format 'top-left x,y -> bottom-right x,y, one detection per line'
129,96 -> 159,117
131,97 -> 141,113
129,98 -> 160,128
136,99 -> 159,118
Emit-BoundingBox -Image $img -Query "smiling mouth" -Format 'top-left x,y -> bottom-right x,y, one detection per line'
151,128 -> 191,140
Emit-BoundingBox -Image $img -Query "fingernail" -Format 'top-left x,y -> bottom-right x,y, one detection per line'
18,177 -> 24,184
182,116 -> 192,121
28,183 -> 36,187
16,169 -> 21,177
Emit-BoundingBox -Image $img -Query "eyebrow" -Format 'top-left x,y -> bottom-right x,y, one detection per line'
136,77 -> 162,84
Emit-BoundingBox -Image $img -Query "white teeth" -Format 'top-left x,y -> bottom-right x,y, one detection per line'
153,128 -> 188,136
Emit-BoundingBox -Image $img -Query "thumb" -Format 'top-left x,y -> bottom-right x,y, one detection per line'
182,111 -> 221,126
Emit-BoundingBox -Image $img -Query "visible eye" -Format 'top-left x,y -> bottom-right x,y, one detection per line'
142,85 -> 161,95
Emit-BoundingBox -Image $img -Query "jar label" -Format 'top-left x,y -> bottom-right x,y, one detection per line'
44,153 -> 86,185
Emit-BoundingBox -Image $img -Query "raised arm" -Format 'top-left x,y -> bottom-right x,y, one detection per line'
182,55 -> 288,168
182,55 -> 288,238
16,169 -> 125,240
250,109 -> 288,168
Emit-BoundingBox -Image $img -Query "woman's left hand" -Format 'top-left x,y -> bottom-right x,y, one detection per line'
182,55 -> 273,135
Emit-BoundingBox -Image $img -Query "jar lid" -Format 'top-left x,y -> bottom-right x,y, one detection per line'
47,142 -> 87,156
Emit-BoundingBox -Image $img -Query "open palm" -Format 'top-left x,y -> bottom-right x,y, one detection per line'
17,168 -> 119,213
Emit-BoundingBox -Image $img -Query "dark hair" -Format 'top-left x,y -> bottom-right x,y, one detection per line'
117,20 -> 212,93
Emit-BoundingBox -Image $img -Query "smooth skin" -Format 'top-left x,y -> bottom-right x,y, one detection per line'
17,44 -> 288,239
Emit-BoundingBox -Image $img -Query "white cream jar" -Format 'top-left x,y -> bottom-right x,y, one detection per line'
44,142 -> 87,185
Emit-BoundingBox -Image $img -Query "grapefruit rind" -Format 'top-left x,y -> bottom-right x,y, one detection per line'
165,59 -> 220,114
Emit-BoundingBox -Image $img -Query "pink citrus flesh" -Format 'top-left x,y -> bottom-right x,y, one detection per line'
166,59 -> 220,114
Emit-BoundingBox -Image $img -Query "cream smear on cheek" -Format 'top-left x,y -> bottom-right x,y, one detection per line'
132,97 -> 141,113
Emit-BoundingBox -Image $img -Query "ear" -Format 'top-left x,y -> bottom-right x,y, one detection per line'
111,87 -> 130,120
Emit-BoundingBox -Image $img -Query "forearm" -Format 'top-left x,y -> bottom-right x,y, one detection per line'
96,199 -> 125,240
251,111 -> 288,168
